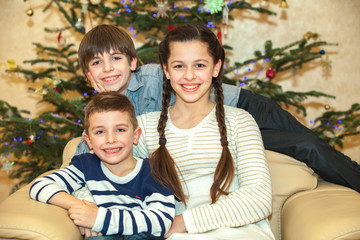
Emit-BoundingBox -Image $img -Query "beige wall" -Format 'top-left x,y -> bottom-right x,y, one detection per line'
0,1 -> 359,200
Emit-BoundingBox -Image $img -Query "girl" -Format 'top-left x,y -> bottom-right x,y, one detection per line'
134,23 -> 275,240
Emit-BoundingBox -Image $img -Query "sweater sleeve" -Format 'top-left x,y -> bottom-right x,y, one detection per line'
182,111 -> 272,233
29,156 -> 86,203
92,165 -> 175,236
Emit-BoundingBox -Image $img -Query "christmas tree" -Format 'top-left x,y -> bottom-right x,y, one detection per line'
1,0 -> 359,192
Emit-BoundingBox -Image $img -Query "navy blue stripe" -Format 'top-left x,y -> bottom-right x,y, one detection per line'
101,209 -> 112,234
140,211 -> 152,233
118,209 -> 124,234
128,211 -> 138,234
150,210 -> 166,236
50,173 -> 75,193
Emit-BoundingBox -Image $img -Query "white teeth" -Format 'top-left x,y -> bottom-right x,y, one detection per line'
182,85 -> 198,89
103,76 -> 118,82
104,148 -> 120,153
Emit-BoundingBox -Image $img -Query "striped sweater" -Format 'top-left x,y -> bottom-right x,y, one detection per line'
29,154 -> 175,236
134,105 -> 273,236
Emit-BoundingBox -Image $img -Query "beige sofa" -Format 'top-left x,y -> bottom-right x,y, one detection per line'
0,137 -> 359,240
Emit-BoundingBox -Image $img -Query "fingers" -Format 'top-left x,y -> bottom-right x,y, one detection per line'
86,72 -> 105,92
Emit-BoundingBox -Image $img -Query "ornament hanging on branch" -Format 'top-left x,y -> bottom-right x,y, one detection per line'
24,0 -> 34,16
27,134 -> 35,146
90,0 -> 102,5
204,0 -> 224,14
1,159 -> 14,174
154,1 -> 171,18
280,0 -> 288,8
266,68 -> 276,79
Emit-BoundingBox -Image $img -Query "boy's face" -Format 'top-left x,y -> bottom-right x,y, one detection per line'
83,110 -> 141,176
87,49 -> 137,94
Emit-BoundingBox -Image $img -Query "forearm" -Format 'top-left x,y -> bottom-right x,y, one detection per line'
48,191 -> 84,210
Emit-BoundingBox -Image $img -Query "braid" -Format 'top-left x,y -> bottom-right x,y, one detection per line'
210,77 -> 235,203
150,75 -> 187,204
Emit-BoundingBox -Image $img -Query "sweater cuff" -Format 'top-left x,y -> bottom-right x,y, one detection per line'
182,209 -> 197,234
92,206 -> 106,233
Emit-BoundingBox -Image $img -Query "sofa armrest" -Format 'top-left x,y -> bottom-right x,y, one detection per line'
0,174 -> 82,240
281,181 -> 360,240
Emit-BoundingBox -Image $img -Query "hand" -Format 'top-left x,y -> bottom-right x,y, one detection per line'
68,199 -> 99,229
86,72 -> 106,92
78,226 -> 103,239
164,214 -> 187,238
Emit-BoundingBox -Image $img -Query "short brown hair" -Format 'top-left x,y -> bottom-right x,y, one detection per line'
84,92 -> 138,134
78,24 -> 137,75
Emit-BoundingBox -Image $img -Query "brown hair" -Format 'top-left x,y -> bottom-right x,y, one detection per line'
78,24 -> 137,75
84,92 -> 138,135
153,23 -> 234,204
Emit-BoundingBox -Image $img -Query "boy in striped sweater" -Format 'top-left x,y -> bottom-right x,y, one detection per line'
29,92 -> 175,239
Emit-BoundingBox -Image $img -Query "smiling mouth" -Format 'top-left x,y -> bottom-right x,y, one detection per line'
182,84 -> 200,89
102,75 -> 119,82
103,148 -> 121,153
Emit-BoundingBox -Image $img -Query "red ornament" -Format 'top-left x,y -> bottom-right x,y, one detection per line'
27,138 -> 34,146
217,27 -> 222,45
57,31 -> 62,43
53,87 -> 59,92
168,25 -> 174,31
266,69 -> 276,79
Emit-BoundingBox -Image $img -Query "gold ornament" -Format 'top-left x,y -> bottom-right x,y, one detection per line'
280,0 -> 288,8
27,8 -> 34,16
324,104 -> 331,110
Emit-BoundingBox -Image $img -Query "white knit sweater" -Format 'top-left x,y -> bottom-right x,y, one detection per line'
134,105 -> 273,238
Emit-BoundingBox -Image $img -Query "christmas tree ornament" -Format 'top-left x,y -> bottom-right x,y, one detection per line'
222,4 -> 229,25
27,8 -> 34,16
27,135 -> 35,145
322,56 -> 332,72
320,49 -> 325,55
90,0 -> 102,4
2,59 -> 18,72
324,104 -> 331,110
1,159 -> 14,174
280,0 -> 288,8
57,31 -> 66,46
81,2 -> 89,14
266,68 -> 276,79
75,18 -> 84,30
204,0 -> 224,14
217,27 -> 222,45
154,1 -> 171,18
259,0 -> 269,8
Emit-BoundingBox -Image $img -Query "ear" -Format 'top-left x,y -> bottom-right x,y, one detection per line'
133,127 -> 142,145
162,64 -> 170,80
83,132 -> 93,150
212,59 -> 222,78
130,57 -> 137,71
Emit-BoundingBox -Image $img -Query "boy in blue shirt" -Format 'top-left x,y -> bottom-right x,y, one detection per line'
30,92 -> 175,239
77,24 -> 360,194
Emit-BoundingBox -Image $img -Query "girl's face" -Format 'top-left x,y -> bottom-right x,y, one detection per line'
163,40 -> 221,105
87,49 -> 137,94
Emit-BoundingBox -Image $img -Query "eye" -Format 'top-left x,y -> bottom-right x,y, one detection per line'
113,56 -> 122,61
195,63 -> 206,68
116,128 -> 126,133
91,60 -> 100,66
173,64 -> 183,69
95,130 -> 104,135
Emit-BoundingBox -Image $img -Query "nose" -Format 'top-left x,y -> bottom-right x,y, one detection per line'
103,60 -> 114,72
185,68 -> 195,81
106,132 -> 117,143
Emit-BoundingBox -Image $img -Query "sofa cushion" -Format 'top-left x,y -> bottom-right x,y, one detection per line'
265,150 -> 318,240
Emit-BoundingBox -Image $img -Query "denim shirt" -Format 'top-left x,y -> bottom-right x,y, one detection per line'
75,64 -> 241,155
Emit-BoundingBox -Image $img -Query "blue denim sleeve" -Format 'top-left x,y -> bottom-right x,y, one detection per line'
210,83 -> 241,107
74,136 -> 90,156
